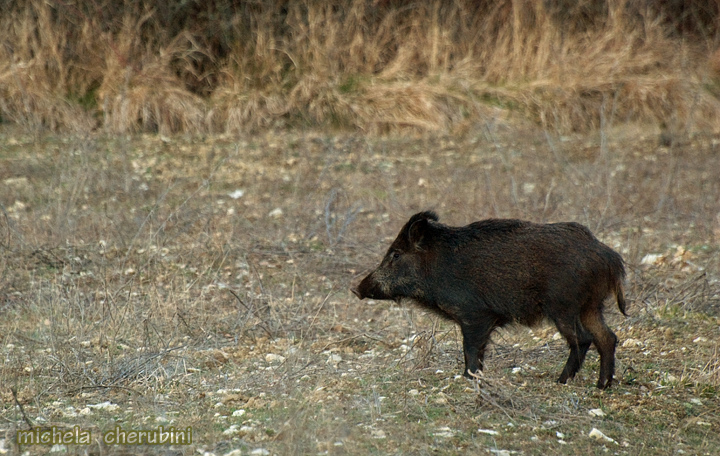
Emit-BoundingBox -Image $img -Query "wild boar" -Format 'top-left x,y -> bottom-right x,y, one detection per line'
352,211 -> 627,389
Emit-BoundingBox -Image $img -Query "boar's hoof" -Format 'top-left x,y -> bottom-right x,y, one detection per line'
464,369 -> 483,380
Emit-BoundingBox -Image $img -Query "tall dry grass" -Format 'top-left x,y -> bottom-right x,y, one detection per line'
1,0 -> 720,134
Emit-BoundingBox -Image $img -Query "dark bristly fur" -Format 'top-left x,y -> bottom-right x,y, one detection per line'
352,211 -> 627,389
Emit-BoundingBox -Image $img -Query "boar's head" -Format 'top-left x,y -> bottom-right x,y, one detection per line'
352,211 -> 438,302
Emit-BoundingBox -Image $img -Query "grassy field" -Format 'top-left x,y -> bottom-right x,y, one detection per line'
1,120 -> 719,455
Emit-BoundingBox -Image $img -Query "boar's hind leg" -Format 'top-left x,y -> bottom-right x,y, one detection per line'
580,306 -> 618,389
460,321 -> 495,379
555,319 -> 593,385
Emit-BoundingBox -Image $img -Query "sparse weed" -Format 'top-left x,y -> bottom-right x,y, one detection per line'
1,126 -> 719,454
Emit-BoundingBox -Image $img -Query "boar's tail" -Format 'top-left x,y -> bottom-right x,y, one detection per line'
615,285 -> 628,316
607,250 -> 628,316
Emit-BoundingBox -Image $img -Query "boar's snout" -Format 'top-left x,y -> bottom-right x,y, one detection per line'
351,285 -> 363,299
351,273 -> 380,300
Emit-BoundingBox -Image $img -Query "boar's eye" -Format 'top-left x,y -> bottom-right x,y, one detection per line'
392,251 -> 401,260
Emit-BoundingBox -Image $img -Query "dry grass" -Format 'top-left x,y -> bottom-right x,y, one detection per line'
1,121 -> 719,454
2,0 -> 720,135
97,26 -> 208,135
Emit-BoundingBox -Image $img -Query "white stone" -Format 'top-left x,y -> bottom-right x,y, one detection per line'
87,401 -> 119,412
589,428 -> 616,444
265,353 -> 286,363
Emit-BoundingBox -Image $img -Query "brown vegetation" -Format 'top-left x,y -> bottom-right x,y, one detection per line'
2,0 -> 720,134
1,2 -> 720,454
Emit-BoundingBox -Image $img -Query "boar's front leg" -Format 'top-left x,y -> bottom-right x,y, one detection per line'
460,320 -> 496,379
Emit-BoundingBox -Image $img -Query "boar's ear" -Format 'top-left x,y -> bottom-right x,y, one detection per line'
407,217 -> 432,250
413,211 -> 439,222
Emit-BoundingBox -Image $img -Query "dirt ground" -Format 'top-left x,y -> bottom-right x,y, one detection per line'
1,121 -> 719,455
